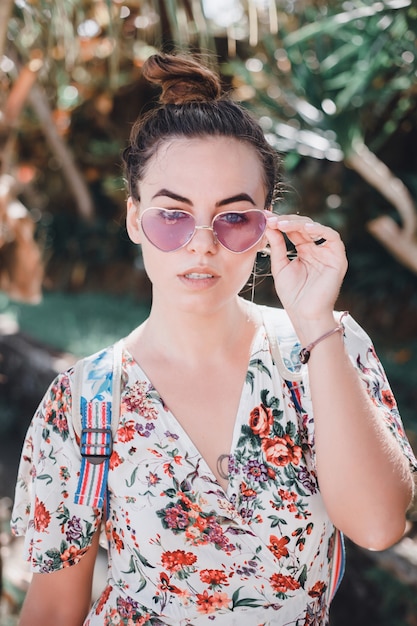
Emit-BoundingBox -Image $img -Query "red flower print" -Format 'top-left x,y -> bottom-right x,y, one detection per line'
147,472 -> 161,486
112,529 -> 124,553
196,590 -> 230,614
270,573 -> 300,594
267,466 -> 276,479
109,451 -> 122,469
52,414 -> 68,434
308,581 -> 326,598
262,435 -> 302,467
200,569 -> 229,587
196,590 -> 216,614
239,482 -> 257,499
279,489 -> 298,503
212,592 -> 230,609
124,381 -> 158,418
163,462 -> 174,477
33,497 -> 51,532
61,545 -> 81,567
193,516 -> 209,532
268,535 -> 290,559
161,550 -> 197,573
158,572 -> 182,594
249,404 -> 274,438
382,390 -> 396,409
95,585 -> 112,614
117,421 -> 137,443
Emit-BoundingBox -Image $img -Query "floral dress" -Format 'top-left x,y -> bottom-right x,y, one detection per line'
11,305 -> 417,626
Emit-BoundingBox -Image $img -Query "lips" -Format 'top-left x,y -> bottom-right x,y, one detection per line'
179,267 -> 219,287
184,273 -> 214,279
181,267 -> 219,279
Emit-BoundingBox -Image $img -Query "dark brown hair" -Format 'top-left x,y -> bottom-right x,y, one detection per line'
122,53 -> 280,207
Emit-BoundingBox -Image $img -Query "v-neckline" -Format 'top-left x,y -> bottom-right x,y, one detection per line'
121,322 -> 264,496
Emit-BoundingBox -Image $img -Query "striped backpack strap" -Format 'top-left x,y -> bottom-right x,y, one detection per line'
328,528 -> 346,602
72,340 -> 123,508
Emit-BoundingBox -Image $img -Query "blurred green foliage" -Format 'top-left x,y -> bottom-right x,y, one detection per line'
0,291 -> 149,357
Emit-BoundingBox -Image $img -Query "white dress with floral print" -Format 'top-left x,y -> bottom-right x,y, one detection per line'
11,305 -> 417,626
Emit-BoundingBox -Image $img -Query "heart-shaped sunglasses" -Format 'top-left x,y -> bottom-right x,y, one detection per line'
139,207 -> 267,253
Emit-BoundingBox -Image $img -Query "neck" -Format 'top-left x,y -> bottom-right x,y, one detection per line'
135,296 -> 257,364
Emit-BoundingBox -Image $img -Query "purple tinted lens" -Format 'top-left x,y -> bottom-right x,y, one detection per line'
213,210 -> 266,252
141,209 -> 195,251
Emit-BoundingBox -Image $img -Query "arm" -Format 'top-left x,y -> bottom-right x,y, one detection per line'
18,527 -> 100,626
266,215 -> 415,550
301,316 -> 413,550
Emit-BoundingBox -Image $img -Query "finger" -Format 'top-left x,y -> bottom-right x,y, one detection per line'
272,218 -> 342,249
264,220 -> 293,268
267,215 -> 316,248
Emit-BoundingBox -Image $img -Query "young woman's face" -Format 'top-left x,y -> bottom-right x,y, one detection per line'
127,135 -> 268,314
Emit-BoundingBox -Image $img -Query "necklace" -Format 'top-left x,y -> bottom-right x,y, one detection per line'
216,454 -> 230,480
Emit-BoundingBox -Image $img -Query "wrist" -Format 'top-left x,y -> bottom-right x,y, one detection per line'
290,313 -> 339,346
295,311 -> 348,364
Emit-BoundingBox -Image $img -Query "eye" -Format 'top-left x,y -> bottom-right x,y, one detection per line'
157,209 -> 189,223
216,211 -> 249,225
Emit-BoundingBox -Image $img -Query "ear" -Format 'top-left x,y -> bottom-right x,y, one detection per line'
126,197 -> 142,244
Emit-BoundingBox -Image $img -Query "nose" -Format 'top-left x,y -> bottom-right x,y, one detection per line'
186,224 -> 218,254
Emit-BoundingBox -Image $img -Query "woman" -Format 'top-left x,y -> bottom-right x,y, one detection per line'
11,53 -> 416,625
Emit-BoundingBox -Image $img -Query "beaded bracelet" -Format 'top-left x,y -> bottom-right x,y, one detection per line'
299,312 -> 349,364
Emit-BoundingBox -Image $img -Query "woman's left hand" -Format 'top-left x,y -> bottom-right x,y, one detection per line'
264,214 -> 348,322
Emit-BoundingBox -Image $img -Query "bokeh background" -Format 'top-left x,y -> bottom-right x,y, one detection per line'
1,1 -> 417,624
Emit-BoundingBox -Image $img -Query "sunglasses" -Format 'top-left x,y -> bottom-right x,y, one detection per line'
139,207 -> 267,253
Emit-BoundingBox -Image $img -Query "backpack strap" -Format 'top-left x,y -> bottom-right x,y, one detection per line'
259,306 -> 303,382
328,527 -> 346,602
72,340 -> 123,508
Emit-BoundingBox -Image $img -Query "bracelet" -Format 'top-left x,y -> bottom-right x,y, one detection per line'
299,312 -> 348,364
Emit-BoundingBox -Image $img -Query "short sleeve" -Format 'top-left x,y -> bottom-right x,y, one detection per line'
343,313 -> 417,472
10,372 -> 103,573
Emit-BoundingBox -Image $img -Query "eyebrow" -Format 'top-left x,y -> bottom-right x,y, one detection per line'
151,189 -> 256,207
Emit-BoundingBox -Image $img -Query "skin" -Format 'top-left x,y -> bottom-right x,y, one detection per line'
18,135 -> 414,626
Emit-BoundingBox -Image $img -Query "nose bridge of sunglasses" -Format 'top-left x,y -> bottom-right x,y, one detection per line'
192,224 -> 219,245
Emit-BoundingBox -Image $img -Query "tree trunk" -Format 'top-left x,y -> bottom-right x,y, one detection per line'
346,142 -> 417,274
28,83 -> 95,221
0,0 -> 13,61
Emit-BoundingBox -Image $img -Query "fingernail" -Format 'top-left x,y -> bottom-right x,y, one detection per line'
266,215 -> 279,225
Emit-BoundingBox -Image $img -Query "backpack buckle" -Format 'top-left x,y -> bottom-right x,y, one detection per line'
80,427 -> 113,465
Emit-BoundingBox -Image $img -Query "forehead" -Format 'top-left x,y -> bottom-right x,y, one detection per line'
140,136 -> 266,202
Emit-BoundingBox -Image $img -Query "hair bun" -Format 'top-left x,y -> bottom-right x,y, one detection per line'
142,54 -> 222,105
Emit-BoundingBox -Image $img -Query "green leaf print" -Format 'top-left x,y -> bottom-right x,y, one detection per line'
134,548 -> 155,568
237,424 -> 259,449
163,488 -> 177,499
268,515 -> 288,528
248,358 -> 272,378
37,474 -> 53,485
246,370 -> 255,393
122,554 -> 137,574
136,575 -> 147,593
231,586 -> 262,609
272,421 -> 285,438
126,466 -> 138,487
260,388 -> 280,409
298,565 -> 307,589
286,421 -> 296,439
